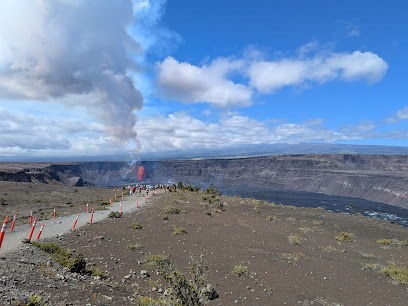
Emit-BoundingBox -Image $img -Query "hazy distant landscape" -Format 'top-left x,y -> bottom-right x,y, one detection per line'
2,153 -> 408,227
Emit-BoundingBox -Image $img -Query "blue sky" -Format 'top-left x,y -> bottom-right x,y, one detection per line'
0,0 -> 407,160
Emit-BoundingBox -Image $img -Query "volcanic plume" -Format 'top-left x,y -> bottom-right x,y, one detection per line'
137,166 -> 145,181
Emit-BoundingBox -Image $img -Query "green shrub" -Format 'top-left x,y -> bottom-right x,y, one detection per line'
164,254 -> 211,305
70,253 -> 87,274
32,241 -> 100,277
131,222 -> 144,230
376,239 -> 391,245
363,263 -> 408,284
162,214 -> 169,220
162,206 -> 182,214
173,227 -> 188,235
231,265 -> 249,277
280,252 -> 304,262
27,293 -> 46,306
144,254 -> 172,270
299,226 -> 314,234
127,243 -> 142,251
136,296 -> 169,306
267,215 -> 277,222
87,267 -> 108,279
335,232 -> 353,242
107,211 -> 123,218
288,234 -> 303,245
205,183 -> 221,197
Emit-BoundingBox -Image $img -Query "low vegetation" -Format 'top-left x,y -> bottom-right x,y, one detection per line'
299,226 -> 314,234
288,234 -> 303,245
107,211 -> 123,218
363,263 -> 408,284
127,243 -> 142,251
280,252 -> 304,262
267,215 -> 277,222
173,227 -> 188,235
335,232 -> 353,242
376,239 -> 391,245
131,222 -> 144,230
162,206 -> 182,214
144,254 -> 172,270
231,265 -> 249,277
32,242 -> 108,278
140,253 -> 213,305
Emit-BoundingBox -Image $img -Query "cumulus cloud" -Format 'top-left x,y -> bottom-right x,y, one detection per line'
386,106 -> 408,123
136,112 -> 346,153
156,57 -> 253,108
156,47 -> 388,106
0,107 -> 122,159
248,51 -> 388,94
0,0 -> 143,142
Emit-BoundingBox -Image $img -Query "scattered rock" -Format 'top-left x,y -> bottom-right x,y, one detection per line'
201,284 -> 219,300
140,270 -> 150,278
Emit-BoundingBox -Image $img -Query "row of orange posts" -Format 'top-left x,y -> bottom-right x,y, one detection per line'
0,189 -> 163,250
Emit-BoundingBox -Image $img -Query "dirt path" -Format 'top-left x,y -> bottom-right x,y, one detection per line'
0,192 -> 159,256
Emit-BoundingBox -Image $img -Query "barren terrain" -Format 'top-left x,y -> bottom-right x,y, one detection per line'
1,184 -> 407,305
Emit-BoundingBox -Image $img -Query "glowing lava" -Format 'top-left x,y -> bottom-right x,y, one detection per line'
137,166 -> 145,181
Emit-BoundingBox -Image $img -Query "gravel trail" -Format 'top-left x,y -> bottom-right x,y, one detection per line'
0,192 -> 156,255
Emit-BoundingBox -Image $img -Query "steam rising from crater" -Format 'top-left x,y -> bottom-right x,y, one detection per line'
0,0 -> 143,142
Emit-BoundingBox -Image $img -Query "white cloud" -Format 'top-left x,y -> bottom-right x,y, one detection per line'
248,51 -> 388,94
342,19 -> 360,37
386,106 -> 408,123
0,0 -> 143,142
156,47 -> 388,106
136,112 -> 346,153
131,0 -> 182,56
0,107 -> 122,158
156,57 -> 253,108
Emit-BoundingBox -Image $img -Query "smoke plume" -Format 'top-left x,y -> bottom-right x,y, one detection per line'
0,0 -> 143,142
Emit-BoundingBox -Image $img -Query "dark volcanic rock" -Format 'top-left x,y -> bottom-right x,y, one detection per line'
1,154 -> 408,209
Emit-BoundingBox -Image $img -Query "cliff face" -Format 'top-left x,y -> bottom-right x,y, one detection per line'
145,155 -> 408,209
1,154 -> 408,209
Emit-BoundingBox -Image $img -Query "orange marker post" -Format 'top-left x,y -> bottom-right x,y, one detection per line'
122,192 -> 124,199
28,217 -> 38,242
120,202 -> 122,214
86,202 -> 89,213
53,207 -> 56,220
36,222 -> 45,240
137,199 -> 139,207
72,213 -> 80,231
29,211 -> 33,226
0,216 -> 9,249
110,199 -> 112,206
90,210 -> 94,224
115,195 -> 117,201
10,214 -> 17,232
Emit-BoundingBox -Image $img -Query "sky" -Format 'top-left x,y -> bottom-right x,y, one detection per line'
0,0 -> 407,161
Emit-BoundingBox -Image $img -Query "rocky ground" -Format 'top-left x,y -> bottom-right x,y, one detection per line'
0,181 -> 123,223
0,184 -> 408,305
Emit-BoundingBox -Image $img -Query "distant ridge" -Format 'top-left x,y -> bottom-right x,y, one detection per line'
2,143 -> 408,162
138,143 -> 408,161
